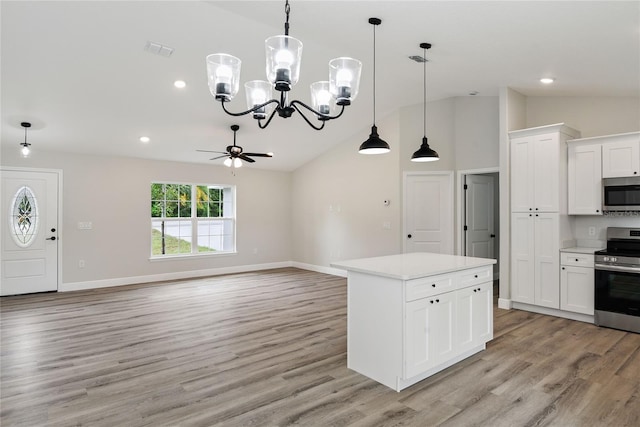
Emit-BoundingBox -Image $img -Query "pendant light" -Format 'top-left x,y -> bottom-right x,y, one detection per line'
19,122 -> 32,158
411,43 -> 439,162
359,18 -> 390,155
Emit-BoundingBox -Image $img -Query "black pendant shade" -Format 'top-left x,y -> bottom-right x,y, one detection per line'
359,125 -> 390,154
411,136 -> 439,162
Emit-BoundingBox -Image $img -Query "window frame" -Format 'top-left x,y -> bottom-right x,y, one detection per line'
150,182 -> 236,260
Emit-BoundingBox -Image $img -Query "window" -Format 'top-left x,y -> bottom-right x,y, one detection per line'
151,183 -> 235,257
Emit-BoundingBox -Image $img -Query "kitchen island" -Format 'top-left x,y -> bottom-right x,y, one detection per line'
331,252 -> 496,391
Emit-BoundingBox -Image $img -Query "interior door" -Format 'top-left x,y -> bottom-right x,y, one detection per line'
465,174 -> 494,258
404,173 -> 453,254
1,169 -> 59,296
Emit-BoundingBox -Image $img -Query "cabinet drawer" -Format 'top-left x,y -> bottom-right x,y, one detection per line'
560,252 -> 594,268
458,266 -> 493,288
406,274 -> 455,301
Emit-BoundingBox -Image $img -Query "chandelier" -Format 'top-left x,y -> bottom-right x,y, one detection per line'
206,0 -> 362,130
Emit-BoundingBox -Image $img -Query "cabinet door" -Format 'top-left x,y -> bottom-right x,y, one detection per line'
534,214 -> 560,309
510,213 -> 535,304
457,283 -> 493,354
533,133 -> 560,212
568,144 -> 602,215
472,282 -> 493,344
561,266 -> 595,315
510,137 -> 534,212
602,140 -> 640,178
404,293 -> 455,378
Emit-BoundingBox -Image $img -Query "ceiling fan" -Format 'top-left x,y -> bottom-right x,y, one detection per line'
197,124 -> 273,168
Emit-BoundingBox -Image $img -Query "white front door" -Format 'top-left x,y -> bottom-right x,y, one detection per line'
404,172 -> 453,254
1,168 -> 60,296
465,174 -> 495,258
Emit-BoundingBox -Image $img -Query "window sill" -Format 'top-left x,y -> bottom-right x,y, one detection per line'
149,251 -> 237,262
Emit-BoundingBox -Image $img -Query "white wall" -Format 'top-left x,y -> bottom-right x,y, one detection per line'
1,149 -> 292,287
291,112 -> 402,270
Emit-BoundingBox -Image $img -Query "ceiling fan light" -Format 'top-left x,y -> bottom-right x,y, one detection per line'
359,125 -> 390,155
223,157 -> 233,167
329,57 -> 362,105
206,53 -> 241,101
411,137 -> 439,162
265,35 -> 302,91
245,80 -> 273,119
233,157 -> 243,168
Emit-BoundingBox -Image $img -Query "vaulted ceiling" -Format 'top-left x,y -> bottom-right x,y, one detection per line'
2,1 -> 639,171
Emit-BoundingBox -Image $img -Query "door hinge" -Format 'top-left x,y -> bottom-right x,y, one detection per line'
464,184 -> 468,190
464,225 -> 468,231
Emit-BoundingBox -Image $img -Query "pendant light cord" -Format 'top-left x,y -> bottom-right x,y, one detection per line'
423,47 -> 427,137
372,23 -> 377,124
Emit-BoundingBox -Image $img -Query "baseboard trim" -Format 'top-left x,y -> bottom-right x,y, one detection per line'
60,261 -> 293,292
512,302 -> 595,324
290,261 -> 347,277
498,298 -> 512,310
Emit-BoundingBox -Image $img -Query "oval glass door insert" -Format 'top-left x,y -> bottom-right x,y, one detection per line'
10,186 -> 39,247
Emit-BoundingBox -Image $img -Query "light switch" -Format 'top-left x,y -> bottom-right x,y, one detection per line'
78,221 -> 92,230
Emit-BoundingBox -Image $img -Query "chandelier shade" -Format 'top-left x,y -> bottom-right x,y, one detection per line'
206,0 -> 361,131
206,53 -> 242,101
265,35 -> 303,91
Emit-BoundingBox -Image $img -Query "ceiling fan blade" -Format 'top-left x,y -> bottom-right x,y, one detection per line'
238,154 -> 256,163
210,155 -> 229,161
197,149 -> 227,154
243,152 -> 273,157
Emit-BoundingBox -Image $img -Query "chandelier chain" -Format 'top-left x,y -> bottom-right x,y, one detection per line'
372,23 -> 377,124
284,0 -> 290,36
423,47 -> 427,137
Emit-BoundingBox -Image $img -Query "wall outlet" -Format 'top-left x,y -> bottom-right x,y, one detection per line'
588,226 -> 596,236
79,260 -> 85,268
383,221 -> 391,229
78,221 -> 92,230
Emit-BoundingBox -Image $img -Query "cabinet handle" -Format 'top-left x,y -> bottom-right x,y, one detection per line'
436,299 -> 440,303
576,258 -> 579,262
562,267 -> 565,270
474,274 -> 478,278
46,236 -> 56,241
430,300 -> 434,304
432,284 -> 436,287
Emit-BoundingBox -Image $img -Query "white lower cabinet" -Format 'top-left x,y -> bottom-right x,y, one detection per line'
560,252 -> 595,315
404,274 -> 493,380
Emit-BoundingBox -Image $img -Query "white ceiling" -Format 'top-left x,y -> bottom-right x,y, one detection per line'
2,1 -> 639,171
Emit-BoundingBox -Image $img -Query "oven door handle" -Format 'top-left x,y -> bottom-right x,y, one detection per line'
595,264 -> 640,273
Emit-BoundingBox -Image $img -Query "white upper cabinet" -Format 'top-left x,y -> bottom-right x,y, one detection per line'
510,124 -> 581,213
567,142 -> 602,215
601,132 -> 640,178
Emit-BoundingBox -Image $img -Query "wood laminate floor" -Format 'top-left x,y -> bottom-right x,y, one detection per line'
1,268 -> 639,426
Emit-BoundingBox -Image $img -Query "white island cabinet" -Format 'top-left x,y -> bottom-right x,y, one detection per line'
331,252 -> 496,392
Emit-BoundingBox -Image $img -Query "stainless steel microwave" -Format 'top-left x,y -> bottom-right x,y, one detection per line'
603,178 -> 640,211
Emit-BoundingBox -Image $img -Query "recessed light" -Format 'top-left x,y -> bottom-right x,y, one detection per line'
139,136 -> 150,143
540,77 -> 555,84
469,91 -> 479,96
174,80 -> 186,89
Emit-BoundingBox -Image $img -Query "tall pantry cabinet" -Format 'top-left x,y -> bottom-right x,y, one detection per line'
509,124 -> 580,309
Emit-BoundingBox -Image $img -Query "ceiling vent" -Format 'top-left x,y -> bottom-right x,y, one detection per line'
144,41 -> 174,58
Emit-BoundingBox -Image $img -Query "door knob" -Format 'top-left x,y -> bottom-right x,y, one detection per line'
46,236 -> 56,241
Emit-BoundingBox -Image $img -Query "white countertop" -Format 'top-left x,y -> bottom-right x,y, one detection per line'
331,252 -> 496,280
560,247 -> 604,254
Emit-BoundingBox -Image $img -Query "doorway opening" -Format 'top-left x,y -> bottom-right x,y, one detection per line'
457,168 -> 500,280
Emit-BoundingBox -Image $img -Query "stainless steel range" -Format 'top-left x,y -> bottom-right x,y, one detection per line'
594,227 -> 640,333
